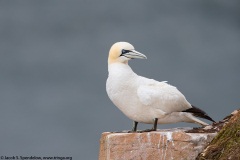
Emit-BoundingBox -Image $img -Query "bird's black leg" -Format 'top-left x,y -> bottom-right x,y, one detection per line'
128,121 -> 138,133
153,118 -> 158,131
139,118 -> 158,132
132,121 -> 138,132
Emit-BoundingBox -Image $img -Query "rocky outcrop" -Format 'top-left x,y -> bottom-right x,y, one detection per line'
99,128 -> 216,160
99,110 -> 240,160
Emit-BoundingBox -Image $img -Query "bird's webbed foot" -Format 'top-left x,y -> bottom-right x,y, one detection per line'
116,119 -> 159,133
138,118 -> 158,133
137,128 -> 156,133
111,130 -> 129,133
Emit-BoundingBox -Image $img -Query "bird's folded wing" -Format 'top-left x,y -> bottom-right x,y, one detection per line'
137,82 -> 191,113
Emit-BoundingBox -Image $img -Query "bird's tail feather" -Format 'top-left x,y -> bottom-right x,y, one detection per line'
182,105 -> 215,123
184,113 -> 209,126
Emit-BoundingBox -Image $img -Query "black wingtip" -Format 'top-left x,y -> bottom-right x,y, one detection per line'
183,105 -> 215,122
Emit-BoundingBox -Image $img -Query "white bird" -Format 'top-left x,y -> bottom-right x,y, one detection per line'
106,42 -> 215,132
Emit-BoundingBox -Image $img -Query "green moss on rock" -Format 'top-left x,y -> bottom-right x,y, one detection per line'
197,110 -> 240,160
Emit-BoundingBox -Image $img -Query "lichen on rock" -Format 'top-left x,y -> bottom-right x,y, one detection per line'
197,109 -> 240,160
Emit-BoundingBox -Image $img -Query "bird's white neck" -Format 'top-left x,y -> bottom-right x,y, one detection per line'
108,62 -> 136,78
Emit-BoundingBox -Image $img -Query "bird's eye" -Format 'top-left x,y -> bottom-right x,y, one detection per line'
121,49 -> 129,55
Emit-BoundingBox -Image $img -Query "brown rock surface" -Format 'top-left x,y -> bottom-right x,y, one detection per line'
99,128 -> 216,160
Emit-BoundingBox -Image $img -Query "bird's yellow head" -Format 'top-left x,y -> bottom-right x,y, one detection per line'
108,42 -> 147,64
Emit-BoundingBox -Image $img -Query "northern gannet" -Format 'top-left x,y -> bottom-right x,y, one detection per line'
106,42 -> 215,132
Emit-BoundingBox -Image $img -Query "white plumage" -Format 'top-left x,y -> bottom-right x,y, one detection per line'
106,42 -> 214,132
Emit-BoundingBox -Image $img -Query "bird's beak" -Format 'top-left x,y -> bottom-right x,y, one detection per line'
123,50 -> 147,59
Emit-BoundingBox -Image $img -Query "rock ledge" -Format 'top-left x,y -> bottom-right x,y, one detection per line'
99,128 -> 216,160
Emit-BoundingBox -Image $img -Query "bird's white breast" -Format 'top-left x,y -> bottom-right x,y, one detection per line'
106,63 -> 138,110
106,63 -> 164,123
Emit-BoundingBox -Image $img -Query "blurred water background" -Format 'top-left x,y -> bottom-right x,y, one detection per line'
0,1 -> 239,159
